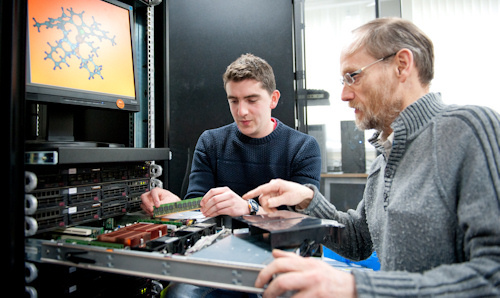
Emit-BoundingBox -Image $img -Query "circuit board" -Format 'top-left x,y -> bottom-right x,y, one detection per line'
153,197 -> 203,217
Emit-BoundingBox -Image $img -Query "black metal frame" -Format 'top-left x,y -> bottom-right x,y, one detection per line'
2,0 -> 27,293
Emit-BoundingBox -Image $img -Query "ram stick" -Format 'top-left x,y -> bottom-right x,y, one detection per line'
153,197 -> 202,217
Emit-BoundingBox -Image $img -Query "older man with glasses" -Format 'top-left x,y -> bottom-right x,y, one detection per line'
244,17 -> 500,297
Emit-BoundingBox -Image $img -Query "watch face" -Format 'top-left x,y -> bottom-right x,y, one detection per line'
249,199 -> 259,213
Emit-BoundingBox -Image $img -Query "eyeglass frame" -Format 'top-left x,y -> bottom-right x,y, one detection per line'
341,52 -> 397,86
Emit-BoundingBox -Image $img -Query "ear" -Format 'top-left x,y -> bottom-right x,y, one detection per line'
270,90 -> 280,109
395,49 -> 414,83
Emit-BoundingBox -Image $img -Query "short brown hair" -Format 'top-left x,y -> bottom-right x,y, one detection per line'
347,18 -> 434,87
223,53 -> 276,94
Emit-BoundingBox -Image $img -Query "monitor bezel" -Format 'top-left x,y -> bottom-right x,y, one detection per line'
25,0 -> 140,112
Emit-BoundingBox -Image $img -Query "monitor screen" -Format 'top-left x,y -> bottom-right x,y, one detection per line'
26,0 -> 139,111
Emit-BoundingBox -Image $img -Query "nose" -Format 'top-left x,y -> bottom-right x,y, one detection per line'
237,101 -> 248,117
341,85 -> 355,102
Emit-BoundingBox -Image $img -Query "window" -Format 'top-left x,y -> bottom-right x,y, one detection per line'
402,0 -> 500,112
305,0 -> 376,173
305,0 -> 500,173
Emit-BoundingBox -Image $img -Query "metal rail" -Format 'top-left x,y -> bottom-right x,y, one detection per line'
26,236 -> 267,294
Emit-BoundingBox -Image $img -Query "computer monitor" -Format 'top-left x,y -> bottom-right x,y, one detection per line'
26,0 -> 139,112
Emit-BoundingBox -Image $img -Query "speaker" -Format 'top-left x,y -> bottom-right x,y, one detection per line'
341,121 -> 365,173
307,124 -> 327,173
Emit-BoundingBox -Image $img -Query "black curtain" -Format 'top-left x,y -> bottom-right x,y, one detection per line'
156,0 -> 296,195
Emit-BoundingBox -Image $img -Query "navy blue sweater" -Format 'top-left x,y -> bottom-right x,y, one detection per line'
184,118 -> 321,200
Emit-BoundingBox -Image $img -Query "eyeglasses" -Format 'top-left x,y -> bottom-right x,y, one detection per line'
341,52 -> 397,86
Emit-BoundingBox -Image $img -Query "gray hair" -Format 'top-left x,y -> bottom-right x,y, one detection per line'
346,18 -> 434,87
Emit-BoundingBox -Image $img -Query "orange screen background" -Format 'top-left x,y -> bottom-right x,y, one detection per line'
28,0 -> 135,98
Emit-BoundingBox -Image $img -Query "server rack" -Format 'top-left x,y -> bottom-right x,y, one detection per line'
8,0 -> 307,296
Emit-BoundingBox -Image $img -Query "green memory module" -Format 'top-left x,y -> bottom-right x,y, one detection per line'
153,197 -> 203,217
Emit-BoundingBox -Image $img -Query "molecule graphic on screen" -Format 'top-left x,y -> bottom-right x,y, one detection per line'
32,7 -> 116,80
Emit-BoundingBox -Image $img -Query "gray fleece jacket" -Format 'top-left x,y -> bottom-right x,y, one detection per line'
301,93 -> 500,296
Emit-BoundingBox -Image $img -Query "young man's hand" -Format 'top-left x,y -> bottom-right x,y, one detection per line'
200,186 -> 250,217
140,187 -> 181,216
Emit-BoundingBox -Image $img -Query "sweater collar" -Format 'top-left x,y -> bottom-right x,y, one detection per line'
235,118 -> 282,144
369,92 -> 446,151
392,92 -> 446,138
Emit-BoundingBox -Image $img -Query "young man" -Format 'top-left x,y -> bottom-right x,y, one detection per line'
141,53 -> 321,217
142,53 -> 322,298
244,18 -> 500,297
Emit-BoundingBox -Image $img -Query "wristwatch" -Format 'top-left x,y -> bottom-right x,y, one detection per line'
248,199 -> 259,215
